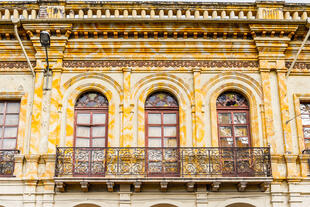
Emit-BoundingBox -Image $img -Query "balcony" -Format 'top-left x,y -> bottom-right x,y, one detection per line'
55,147 -> 272,192
0,149 -> 18,177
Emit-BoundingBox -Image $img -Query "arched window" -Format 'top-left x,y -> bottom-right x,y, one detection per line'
74,91 -> 108,147
216,91 -> 250,147
145,92 -> 179,176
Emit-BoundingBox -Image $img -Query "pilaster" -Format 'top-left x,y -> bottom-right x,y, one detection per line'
22,23 -> 71,154
23,180 -> 38,207
193,68 -> 205,147
288,182 -> 303,207
24,154 -> 40,180
122,67 -> 133,147
251,23 -> 298,179
119,184 -> 131,207
299,153 -> 310,177
14,154 -> 25,178
196,185 -> 208,207
270,182 -> 287,207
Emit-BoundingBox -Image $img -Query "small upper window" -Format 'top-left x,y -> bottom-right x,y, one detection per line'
0,101 -> 20,149
300,103 -> 310,149
75,91 -> 108,108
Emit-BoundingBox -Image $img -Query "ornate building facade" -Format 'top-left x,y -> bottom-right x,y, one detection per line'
0,0 -> 310,207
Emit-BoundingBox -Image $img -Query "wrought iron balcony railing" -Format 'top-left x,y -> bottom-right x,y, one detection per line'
55,147 -> 271,177
0,150 -> 18,177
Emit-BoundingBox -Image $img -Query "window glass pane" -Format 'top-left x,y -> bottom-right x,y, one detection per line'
233,112 -> 247,124
75,138 -> 90,147
163,113 -> 176,124
76,126 -> 90,137
234,126 -> 248,136
0,128 -> 2,137
92,138 -> 105,147
148,113 -> 161,124
0,103 -> 4,113
305,139 -> 310,149
92,127 -> 106,137
301,103 -> 310,114
301,115 -> 310,125
93,113 -> 106,124
164,126 -> 176,136
164,138 -> 177,147
148,138 -> 161,147
0,115 -> 3,124
148,127 -> 161,137
6,102 -> 20,113
304,127 -> 310,138
4,127 -> 17,137
77,113 -> 90,124
218,113 -> 231,124
5,114 -> 19,125
2,139 -> 16,149
220,137 -> 233,147
236,137 -> 249,147
219,126 -> 232,137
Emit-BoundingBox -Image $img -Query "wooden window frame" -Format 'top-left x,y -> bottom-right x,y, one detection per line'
74,107 -> 109,148
300,102 -> 310,148
145,107 -> 180,148
0,101 -> 20,150
217,107 -> 251,147
145,104 -> 180,177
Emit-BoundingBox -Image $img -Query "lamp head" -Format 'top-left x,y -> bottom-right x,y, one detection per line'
40,31 -> 50,47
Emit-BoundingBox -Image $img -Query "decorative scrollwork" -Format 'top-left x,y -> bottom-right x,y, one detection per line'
216,92 -> 248,108
0,150 -> 19,176
75,92 -> 108,108
145,92 -> 178,108
55,147 -> 271,177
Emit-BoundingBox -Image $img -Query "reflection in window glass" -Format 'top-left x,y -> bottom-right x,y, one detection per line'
218,113 -> 231,124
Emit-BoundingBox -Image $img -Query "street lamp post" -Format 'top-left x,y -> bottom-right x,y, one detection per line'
40,31 -> 51,90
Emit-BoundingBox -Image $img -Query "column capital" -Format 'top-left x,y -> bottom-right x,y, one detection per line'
24,154 -> 40,162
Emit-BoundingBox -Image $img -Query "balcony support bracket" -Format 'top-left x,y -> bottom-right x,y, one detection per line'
237,181 -> 247,192
211,182 -> 221,192
56,181 -> 65,192
186,182 -> 195,192
160,181 -> 168,192
134,181 -> 142,192
80,181 -> 89,192
107,181 -> 114,192
260,182 -> 270,192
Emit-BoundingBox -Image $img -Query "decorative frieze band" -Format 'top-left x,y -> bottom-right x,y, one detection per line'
286,62 -> 310,70
63,60 -> 258,69
0,61 -> 36,71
